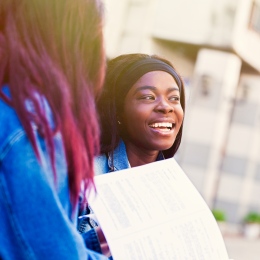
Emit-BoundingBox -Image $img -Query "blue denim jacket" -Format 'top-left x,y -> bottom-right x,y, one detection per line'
94,139 -> 131,175
94,139 -> 164,174
0,87 -> 107,260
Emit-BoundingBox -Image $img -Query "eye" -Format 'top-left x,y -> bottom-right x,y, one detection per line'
139,95 -> 155,101
169,95 -> 180,102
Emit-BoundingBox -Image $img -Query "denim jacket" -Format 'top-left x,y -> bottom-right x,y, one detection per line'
78,139 -> 164,255
94,139 -> 164,174
0,86 -> 107,260
94,139 -> 131,175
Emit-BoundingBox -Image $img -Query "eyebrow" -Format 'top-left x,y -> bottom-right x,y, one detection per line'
133,85 -> 180,95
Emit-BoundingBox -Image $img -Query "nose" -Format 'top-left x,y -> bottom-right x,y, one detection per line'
154,98 -> 173,114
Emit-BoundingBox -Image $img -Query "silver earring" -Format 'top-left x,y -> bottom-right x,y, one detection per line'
117,120 -> 121,125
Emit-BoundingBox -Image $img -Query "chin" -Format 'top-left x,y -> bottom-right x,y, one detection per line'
154,144 -> 173,151
157,141 -> 175,150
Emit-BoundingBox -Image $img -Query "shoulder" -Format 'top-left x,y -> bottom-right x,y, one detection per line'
94,140 -> 130,176
0,87 -> 21,129
0,96 -> 25,158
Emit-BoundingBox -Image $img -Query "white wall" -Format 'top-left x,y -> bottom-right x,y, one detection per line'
152,0 -> 237,46
103,0 -> 129,57
103,0 -> 157,58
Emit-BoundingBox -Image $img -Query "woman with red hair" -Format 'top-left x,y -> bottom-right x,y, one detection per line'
0,0 -> 107,259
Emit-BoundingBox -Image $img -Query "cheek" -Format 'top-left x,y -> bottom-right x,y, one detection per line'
176,106 -> 184,124
124,104 -> 146,120
122,107 -> 134,123
121,108 -> 135,134
123,107 -> 147,130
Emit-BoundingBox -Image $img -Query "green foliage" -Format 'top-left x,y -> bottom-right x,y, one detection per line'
244,212 -> 260,223
212,209 -> 226,222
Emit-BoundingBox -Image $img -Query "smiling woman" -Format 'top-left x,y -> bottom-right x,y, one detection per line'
98,53 -> 185,166
122,70 -> 184,166
78,53 -> 186,258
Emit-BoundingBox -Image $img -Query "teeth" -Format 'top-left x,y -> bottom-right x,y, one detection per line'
149,122 -> 173,128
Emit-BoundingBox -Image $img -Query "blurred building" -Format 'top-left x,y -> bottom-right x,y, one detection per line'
103,0 -> 260,228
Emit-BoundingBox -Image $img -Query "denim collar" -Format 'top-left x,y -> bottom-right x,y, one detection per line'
107,139 -> 165,172
107,139 -> 130,172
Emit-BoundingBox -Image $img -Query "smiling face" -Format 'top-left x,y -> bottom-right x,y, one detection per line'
121,70 -> 184,157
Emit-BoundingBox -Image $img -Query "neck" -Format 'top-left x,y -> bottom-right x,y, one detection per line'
124,140 -> 159,168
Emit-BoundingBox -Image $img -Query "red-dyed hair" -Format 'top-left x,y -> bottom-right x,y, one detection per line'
0,0 -> 106,207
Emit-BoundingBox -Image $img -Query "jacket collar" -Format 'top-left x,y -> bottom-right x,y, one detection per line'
107,139 -> 165,172
107,139 -> 130,172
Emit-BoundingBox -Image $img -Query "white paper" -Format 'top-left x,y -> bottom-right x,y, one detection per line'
89,158 -> 230,260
